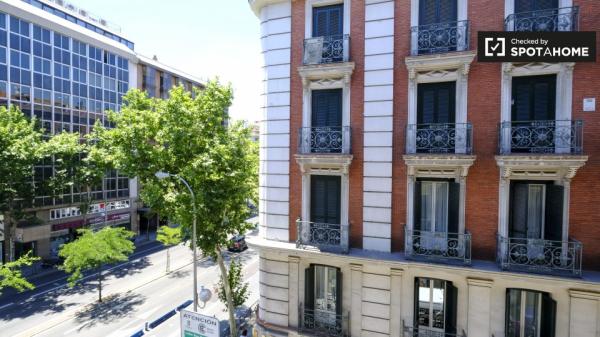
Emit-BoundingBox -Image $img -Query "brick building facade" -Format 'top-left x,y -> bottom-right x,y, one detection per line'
250,0 -> 600,336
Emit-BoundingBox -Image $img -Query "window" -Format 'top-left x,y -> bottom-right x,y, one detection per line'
515,0 -> 558,13
414,278 -> 457,335
414,180 -> 459,239
419,0 -> 457,25
506,289 -> 556,337
512,75 -> 556,122
304,265 -> 341,330
310,175 -> 341,225
417,82 -> 456,124
509,182 -> 563,241
312,4 -> 343,37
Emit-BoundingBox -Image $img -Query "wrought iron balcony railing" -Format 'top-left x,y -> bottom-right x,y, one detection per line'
405,227 -> 472,265
300,307 -> 348,337
402,321 -> 467,337
498,120 -> 583,155
411,20 -> 469,55
505,6 -> 579,32
296,219 -> 349,254
406,123 -> 473,154
303,34 -> 350,65
298,126 -> 351,154
497,235 -> 582,277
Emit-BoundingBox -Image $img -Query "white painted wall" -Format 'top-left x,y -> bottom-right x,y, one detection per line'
362,0 -> 395,253
259,2 -> 292,242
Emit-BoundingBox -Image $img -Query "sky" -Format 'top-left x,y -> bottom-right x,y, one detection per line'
71,0 -> 263,123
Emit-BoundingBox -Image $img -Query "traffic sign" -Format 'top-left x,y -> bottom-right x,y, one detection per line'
180,309 -> 219,337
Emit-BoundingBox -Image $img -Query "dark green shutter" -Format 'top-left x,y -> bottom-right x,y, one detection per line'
515,0 -> 558,13
417,82 -> 456,124
509,182 -> 529,238
312,4 -> 343,37
311,175 -> 341,224
511,75 -> 556,122
544,184 -> 564,241
540,292 -> 557,337
414,182 -> 422,231
413,278 -> 420,328
448,182 -> 460,234
311,89 -> 342,128
419,0 -> 457,25
305,265 -> 315,312
445,282 -> 458,335
335,268 -> 342,316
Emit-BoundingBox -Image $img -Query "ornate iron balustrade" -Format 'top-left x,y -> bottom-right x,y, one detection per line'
406,123 -> 473,154
411,20 -> 469,55
497,235 -> 582,277
405,227 -> 472,265
300,308 -> 348,337
303,34 -> 350,65
296,219 -> 349,254
298,126 -> 351,154
505,6 -> 579,32
498,120 -> 583,154
402,321 -> 467,337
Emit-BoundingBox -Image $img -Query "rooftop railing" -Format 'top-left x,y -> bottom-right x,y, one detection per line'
406,123 -> 473,154
303,34 -> 350,65
498,120 -> 583,155
497,235 -> 582,277
296,219 -> 349,254
411,20 -> 469,55
405,227 -> 472,265
505,6 -> 579,32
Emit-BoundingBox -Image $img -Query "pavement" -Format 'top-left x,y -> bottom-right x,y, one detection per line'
0,239 -> 259,337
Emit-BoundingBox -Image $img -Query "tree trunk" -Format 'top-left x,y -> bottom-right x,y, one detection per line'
166,247 -> 170,273
98,266 -> 102,302
216,248 -> 237,337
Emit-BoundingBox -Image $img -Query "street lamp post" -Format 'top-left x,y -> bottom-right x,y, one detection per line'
155,171 -> 199,312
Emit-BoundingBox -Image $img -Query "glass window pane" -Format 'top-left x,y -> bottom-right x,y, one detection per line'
527,185 -> 544,239
420,182 -> 433,231
435,182 -> 448,232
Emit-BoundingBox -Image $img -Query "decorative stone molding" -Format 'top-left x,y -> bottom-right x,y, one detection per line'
288,255 -> 301,264
569,289 -> 600,300
298,62 -> 355,85
294,154 -> 353,174
350,263 -> 363,271
495,155 -> 588,180
405,51 -> 475,76
403,154 -> 476,178
466,277 -> 493,288
390,268 -> 403,276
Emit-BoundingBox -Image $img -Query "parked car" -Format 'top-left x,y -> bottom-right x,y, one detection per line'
228,235 -> 248,252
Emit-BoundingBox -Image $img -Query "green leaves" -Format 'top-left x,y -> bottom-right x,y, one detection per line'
156,225 -> 182,247
217,258 -> 249,308
59,227 -> 134,287
0,251 -> 40,295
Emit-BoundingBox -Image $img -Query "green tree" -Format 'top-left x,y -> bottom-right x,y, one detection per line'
0,251 -> 39,295
59,227 -> 134,302
217,258 -> 249,308
0,106 -> 44,262
94,82 -> 258,336
156,225 -> 182,273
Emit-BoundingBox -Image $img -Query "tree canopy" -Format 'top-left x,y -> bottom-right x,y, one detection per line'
0,252 -> 39,295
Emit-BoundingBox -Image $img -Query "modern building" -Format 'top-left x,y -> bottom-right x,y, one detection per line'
0,0 -> 203,263
249,1 -> 600,337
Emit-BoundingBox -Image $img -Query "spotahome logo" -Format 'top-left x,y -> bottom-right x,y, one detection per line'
478,32 -> 596,62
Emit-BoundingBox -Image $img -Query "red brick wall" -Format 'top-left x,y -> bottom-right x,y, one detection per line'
287,0 -> 600,269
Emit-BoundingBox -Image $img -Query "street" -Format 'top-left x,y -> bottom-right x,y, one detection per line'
0,241 -> 259,337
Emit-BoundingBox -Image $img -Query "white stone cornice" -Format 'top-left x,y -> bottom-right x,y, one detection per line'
403,154 -> 476,178
298,62 -> 355,83
405,51 -> 476,74
248,0 -> 289,16
466,277 -> 494,288
569,289 -> 600,300
495,155 -> 588,180
294,154 -> 353,174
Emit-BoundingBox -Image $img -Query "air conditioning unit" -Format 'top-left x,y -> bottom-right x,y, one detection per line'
79,9 -> 88,17
100,19 -> 107,26
55,0 -> 65,6
66,4 -> 76,11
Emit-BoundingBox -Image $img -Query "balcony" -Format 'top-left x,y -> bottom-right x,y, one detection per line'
405,227 -> 472,265
299,308 -> 348,337
497,235 -> 582,277
296,219 -> 349,254
411,20 -> 469,55
406,123 -> 473,154
303,34 -> 350,65
498,120 -> 583,155
505,6 -> 579,32
298,126 -> 351,155
402,322 -> 466,337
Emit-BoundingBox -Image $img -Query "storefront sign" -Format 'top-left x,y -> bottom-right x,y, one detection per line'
51,219 -> 84,232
